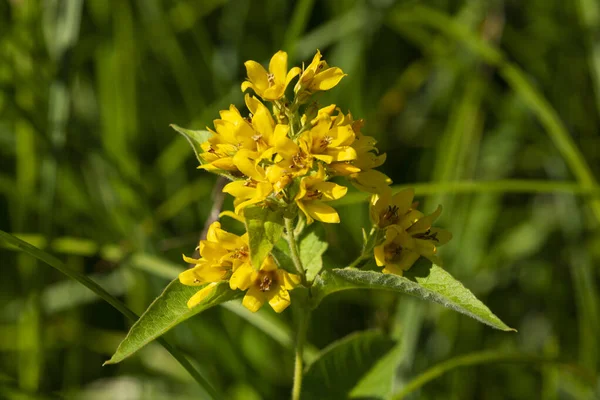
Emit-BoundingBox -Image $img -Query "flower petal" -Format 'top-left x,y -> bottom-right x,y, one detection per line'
267,285 -> 291,313
279,270 -> 301,289
244,60 -> 269,91
313,181 -> 348,201
304,201 -> 340,223
429,227 -> 453,245
230,263 -> 254,290
242,286 -> 266,312
187,282 -> 219,308
310,68 -> 346,91
407,205 -> 443,234
391,188 -> 415,216
269,51 -> 288,84
374,243 -> 386,267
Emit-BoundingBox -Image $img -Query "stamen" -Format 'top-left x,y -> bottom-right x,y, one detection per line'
305,189 -> 323,200
414,229 -> 440,243
382,205 -> 400,224
259,275 -> 273,292
267,73 -> 275,86
320,135 -> 333,149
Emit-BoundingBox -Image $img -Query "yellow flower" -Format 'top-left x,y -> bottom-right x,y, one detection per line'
373,206 -> 452,275
271,135 -> 314,178
294,50 -> 346,101
241,50 -> 301,101
179,221 -> 251,308
299,118 -> 357,164
327,113 -> 391,193
223,150 -> 274,213
199,105 -> 256,173
245,94 -> 291,160
229,255 -> 301,313
370,188 -> 417,229
295,165 -> 348,224
222,149 -> 293,212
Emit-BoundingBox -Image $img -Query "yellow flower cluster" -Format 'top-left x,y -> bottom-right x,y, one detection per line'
178,49 -> 452,313
199,50 -> 392,224
180,221 -> 301,313
370,188 -> 452,275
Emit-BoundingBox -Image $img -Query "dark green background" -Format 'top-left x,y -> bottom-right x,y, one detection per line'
1,0 -> 599,399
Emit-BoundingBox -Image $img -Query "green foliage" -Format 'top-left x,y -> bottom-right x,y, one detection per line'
170,124 -> 213,165
2,0 -> 600,399
298,224 -> 328,282
105,280 -> 241,365
301,331 -> 396,400
244,206 -> 286,270
311,267 -> 513,331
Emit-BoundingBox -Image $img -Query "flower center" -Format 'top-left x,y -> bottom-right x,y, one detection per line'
243,179 -> 258,188
292,150 -> 310,169
385,243 -> 404,263
305,189 -> 323,200
233,245 -> 249,259
319,135 -> 333,149
259,275 -> 273,291
267,73 -> 275,87
381,205 -> 400,225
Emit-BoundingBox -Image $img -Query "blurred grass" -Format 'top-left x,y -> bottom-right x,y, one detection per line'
1,0 -> 600,399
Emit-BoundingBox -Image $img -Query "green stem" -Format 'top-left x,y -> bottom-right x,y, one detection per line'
347,227 -> 378,269
285,217 -> 305,278
292,309 -> 310,400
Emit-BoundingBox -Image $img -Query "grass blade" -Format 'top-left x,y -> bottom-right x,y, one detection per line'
391,351 -> 595,399
0,230 -> 222,400
387,4 -> 600,223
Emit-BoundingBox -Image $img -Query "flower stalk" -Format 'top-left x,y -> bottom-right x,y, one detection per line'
292,308 -> 310,400
285,217 -> 306,279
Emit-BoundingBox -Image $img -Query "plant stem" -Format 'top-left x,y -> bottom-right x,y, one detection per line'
292,309 -> 310,400
347,227 -> 378,269
285,217 -> 305,277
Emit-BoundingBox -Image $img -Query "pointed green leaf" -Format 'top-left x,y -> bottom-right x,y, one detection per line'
298,223 -> 328,282
271,224 -> 327,279
105,280 -> 242,365
271,238 -> 298,275
350,343 -> 403,399
170,124 -> 212,164
311,266 -> 515,331
244,206 -> 285,270
301,331 -> 396,400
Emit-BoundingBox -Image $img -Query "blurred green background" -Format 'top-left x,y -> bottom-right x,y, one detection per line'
2,0 -> 600,399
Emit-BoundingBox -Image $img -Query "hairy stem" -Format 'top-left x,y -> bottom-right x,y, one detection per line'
285,217 -> 305,278
292,309 -> 310,400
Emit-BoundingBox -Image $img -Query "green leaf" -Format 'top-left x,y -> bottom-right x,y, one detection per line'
105,280 -> 242,365
301,330 -> 396,400
170,124 -> 212,165
244,206 -> 285,270
271,238 -> 299,275
350,343 -> 403,399
298,223 -> 328,282
271,224 -> 328,279
311,266 -> 515,331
